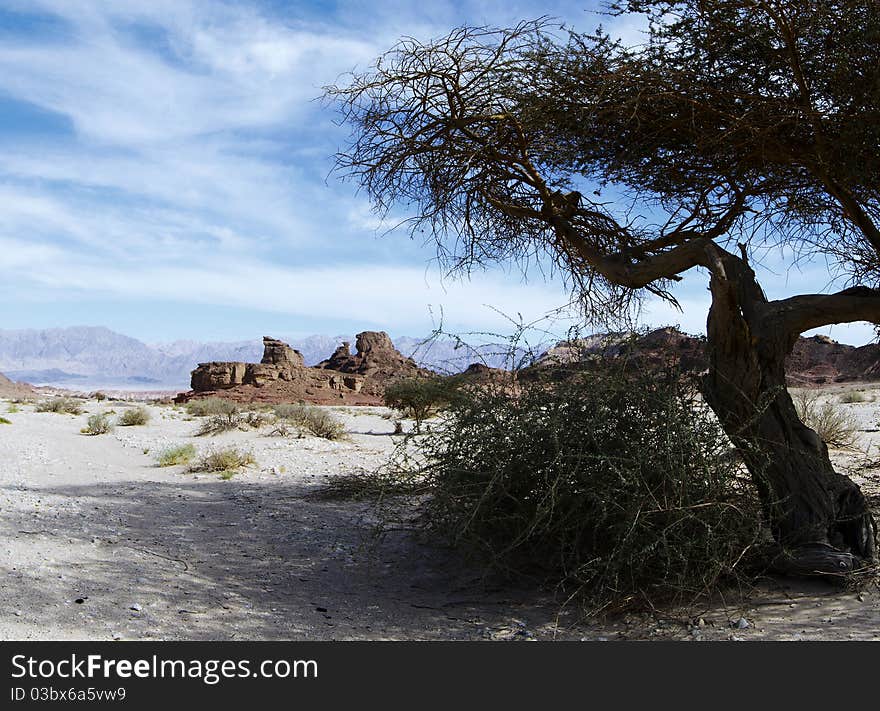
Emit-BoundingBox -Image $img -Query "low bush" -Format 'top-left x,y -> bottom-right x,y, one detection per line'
36,397 -> 84,415
186,398 -> 239,417
189,447 -> 256,477
0,416 -> 11,425
119,406 -> 150,426
242,411 -> 273,429
381,366 -> 761,612
793,390 -> 859,448
156,444 -> 197,467
81,413 -> 113,435
195,412 -> 242,436
273,403 -> 346,440
839,390 -> 866,404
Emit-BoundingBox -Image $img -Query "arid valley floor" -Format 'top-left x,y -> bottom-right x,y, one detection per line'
2,388 -> 880,641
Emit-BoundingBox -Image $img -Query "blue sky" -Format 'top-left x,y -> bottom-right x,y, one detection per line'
0,0 -> 874,345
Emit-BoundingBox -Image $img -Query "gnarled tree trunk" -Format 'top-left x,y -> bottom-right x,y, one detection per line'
701,253 -> 877,574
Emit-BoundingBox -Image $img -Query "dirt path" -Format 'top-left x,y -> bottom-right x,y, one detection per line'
1,396 -> 878,641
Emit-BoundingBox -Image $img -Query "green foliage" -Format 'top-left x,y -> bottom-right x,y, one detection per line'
384,367 -> 761,611
383,376 -> 464,431
7,403 -> 20,413
273,403 -> 346,440
156,444 -> 197,467
189,447 -> 256,477
36,397 -> 84,415
793,390 -> 859,448
119,406 -> 150,426
840,390 -> 866,404
0,416 -> 11,425
81,413 -> 114,435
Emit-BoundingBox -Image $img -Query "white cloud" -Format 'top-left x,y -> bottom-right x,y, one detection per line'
0,0 -> 872,346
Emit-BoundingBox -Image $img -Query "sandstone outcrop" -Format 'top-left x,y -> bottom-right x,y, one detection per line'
177,332 -> 426,405
317,331 -> 430,389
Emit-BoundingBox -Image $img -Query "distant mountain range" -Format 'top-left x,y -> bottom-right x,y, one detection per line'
0,326 -> 531,390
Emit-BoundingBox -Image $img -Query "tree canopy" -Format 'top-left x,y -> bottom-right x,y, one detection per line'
329,0 -> 880,320
327,0 -> 880,571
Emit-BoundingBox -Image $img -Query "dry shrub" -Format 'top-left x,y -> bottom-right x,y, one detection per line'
81,413 -> 113,435
196,411 -> 242,436
792,390 -> 859,448
186,398 -> 239,417
189,447 -> 256,477
379,365 -> 762,612
36,397 -> 84,415
273,403 -> 345,440
119,406 -> 150,426
156,444 -> 197,467
840,390 -> 866,404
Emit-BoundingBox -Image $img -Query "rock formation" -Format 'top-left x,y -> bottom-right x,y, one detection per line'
177,332 -> 428,405
176,326 -> 880,405
317,331 -> 430,386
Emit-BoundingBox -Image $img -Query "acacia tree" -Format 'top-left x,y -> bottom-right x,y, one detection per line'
327,0 -> 880,574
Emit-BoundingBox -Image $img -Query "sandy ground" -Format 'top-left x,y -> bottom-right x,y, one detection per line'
1,389 -> 879,641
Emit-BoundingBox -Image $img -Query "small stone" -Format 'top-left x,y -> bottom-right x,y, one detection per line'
129,603 -> 142,612
697,618 -> 706,628
734,617 -> 750,629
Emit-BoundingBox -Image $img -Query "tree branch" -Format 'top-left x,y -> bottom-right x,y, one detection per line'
770,286 -> 880,336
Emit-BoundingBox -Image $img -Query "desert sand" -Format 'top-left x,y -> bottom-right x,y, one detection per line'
1,389 -> 878,641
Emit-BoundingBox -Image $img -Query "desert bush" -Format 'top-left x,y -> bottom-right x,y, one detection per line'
840,390 -> 866,404
91,391 -> 107,401
793,390 -> 859,448
189,447 -> 256,477
273,403 -> 346,440
185,398 -> 239,417
242,411 -> 273,429
7,403 -> 20,413
0,416 -> 11,425
156,444 -> 197,467
383,376 -> 464,431
36,397 -> 84,415
81,413 -> 113,435
195,412 -> 242,436
119,406 -> 150,426
381,366 -> 761,611
195,407 -> 272,436
273,402 -> 307,420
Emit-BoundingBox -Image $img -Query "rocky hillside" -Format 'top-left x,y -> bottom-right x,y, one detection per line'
530,328 -> 880,386
0,372 -> 36,399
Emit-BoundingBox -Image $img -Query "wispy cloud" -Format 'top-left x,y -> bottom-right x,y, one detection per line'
0,1 -> 871,344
